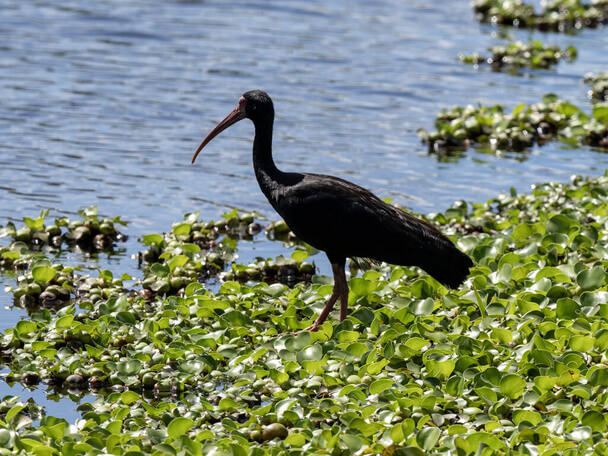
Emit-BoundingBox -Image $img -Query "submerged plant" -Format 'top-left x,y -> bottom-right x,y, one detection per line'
459,40 -> 577,71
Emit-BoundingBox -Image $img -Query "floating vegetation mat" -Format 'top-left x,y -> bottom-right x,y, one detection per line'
459,40 -> 577,71
137,210 -> 312,299
418,94 -> 608,152
584,72 -> 608,102
0,206 -> 127,256
473,0 -> 608,32
2,173 -> 608,453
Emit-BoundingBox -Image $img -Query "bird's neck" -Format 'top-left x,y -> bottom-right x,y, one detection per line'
252,118 -> 284,202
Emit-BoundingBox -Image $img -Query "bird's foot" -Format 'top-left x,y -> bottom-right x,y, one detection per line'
293,324 -> 320,335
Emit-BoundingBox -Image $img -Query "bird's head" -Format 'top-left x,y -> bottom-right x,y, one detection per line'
191,90 -> 274,164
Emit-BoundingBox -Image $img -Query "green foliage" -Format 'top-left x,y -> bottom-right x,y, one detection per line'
460,40 -> 577,71
3,174 -> 608,453
418,96 -> 608,152
473,0 -> 608,32
584,72 -> 608,102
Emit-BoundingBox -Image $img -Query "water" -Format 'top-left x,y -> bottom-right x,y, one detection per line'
1,0 -> 608,417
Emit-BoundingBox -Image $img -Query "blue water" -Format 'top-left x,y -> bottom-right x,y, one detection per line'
1,0 -> 608,418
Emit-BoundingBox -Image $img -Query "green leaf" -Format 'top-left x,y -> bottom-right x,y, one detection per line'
6,405 -> 24,423
366,359 -> 388,375
589,368 -> 608,386
512,103 -> 526,117
339,434 -> 362,452
150,263 -> 170,278
512,410 -> 542,426
291,250 -> 309,262
24,216 -> 44,231
168,255 -> 189,272
16,320 -> 37,335
167,417 -> 194,440
218,398 -> 239,410
142,233 -> 164,245
284,332 -> 311,352
55,315 -> 74,328
542,93 -> 559,103
369,378 -> 394,395
499,374 -> 526,399
350,278 -> 375,297
593,105 -> 608,123
546,214 -> 571,234
577,267 -> 606,291
32,265 -> 56,284
172,222 -> 191,237
296,345 -> 323,362
120,391 -> 140,405
570,335 -> 595,352
178,360 -> 205,375
116,311 -> 137,325
409,298 -> 435,316
117,359 -> 142,376
582,410 -> 606,431
425,359 -> 455,379
416,427 -> 440,450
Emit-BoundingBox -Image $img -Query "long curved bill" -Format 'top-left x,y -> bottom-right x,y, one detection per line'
191,106 -> 246,164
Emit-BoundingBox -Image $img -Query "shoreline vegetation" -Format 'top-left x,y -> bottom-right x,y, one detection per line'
2,171 -> 608,454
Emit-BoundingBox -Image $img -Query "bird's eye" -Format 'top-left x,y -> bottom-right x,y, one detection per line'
239,98 -> 246,106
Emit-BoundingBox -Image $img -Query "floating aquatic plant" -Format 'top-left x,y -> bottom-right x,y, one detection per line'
137,210 -> 308,298
418,94 -> 608,152
0,206 -> 127,254
2,173 -> 608,453
459,40 -> 577,71
223,253 -> 315,286
584,72 -> 608,102
473,0 -> 608,32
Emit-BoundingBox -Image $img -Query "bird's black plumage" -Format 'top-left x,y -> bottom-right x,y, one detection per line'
192,90 -> 473,331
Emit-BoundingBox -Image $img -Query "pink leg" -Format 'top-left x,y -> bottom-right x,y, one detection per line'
299,258 -> 349,332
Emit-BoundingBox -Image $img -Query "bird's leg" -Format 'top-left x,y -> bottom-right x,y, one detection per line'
335,262 -> 349,322
299,257 -> 347,333
301,287 -> 340,333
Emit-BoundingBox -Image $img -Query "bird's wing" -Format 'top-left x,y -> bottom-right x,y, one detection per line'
274,173 -> 472,287
275,173 -> 436,257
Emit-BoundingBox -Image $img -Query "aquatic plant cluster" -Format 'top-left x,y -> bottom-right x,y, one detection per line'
584,72 -> 608,102
459,40 -> 577,71
1,173 -> 608,453
418,94 -> 608,152
0,207 -> 126,254
473,0 -> 608,32
137,210 -> 313,299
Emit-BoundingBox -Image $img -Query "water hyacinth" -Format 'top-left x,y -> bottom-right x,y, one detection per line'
0,206 -> 127,254
418,94 -> 608,152
459,40 -> 577,71
223,254 -> 316,286
473,0 -> 608,32
584,72 -> 608,102
2,173 -> 608,453
137,209 -> 309,299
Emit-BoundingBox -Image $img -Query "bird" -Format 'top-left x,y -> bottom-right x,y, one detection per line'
191,90 -> 473,332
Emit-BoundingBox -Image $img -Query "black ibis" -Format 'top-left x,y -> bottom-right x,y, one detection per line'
191,90 -> 473,332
